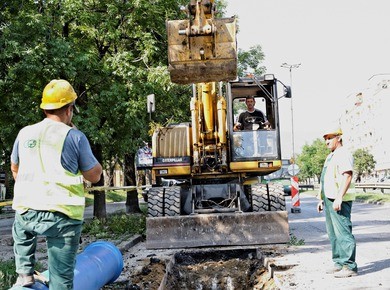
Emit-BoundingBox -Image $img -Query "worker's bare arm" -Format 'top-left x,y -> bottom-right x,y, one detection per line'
11,162 -> 18,180
82,163 -> 103,184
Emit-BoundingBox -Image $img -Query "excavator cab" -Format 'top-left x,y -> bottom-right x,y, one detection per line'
228,75 -> 283,175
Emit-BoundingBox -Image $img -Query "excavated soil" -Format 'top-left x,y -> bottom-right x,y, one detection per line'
1,232 -> 283,290
127,255 -> 168,290
164,250 -> 278,290
104,246 -> 280,290
1,230 -> 281,290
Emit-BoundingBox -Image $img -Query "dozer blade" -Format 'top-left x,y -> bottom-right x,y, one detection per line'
146,211 -> 289,249
167,18 -> 237,85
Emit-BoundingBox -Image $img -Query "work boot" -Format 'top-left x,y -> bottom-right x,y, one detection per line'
13,273 -> 35,287
326,264 -> 342,274
334,266 -> 358,278
33,270 -> 49,286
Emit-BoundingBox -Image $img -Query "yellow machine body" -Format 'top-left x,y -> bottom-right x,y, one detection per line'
146,0 -> 289,249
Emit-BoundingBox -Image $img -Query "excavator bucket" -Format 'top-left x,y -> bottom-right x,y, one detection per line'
167,17 -> 237,85
146,211 -> 289,249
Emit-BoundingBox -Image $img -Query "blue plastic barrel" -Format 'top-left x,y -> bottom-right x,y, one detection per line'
73,241 -> 123,289
11,241 -> 123,290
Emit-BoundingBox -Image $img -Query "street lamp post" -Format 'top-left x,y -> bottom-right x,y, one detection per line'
281,62 -> 301,214
281,63 -> 301,164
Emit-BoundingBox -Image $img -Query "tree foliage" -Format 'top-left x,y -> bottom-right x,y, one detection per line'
237,45 -> 266,77
0,0 -> 266,170
296,138 -> 329,182
0,0 -> 190,175
0,0 -> 267,214
353,148 -> 376,180
297,139 -> 377,183
0,0 -> 192,216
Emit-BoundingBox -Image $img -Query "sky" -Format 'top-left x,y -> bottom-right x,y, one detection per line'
225,0 -> 390,158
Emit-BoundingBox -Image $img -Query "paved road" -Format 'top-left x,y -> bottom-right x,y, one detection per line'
279,193 -> 390,290
1,195 -> 389,290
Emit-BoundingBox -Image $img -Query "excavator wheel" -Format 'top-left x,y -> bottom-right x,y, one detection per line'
148,186 -> 181,217
251,183 -> 286,212
148,187 -> 164,217
164,186 -> 181,216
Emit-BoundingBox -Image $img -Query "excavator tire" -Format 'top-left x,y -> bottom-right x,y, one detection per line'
251,183 -> 286,212
148,187 -> 164,217
164,186 -> 181,216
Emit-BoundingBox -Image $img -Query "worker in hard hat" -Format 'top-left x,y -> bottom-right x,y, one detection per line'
317,127 -> 358,278
10,79 -> 102,289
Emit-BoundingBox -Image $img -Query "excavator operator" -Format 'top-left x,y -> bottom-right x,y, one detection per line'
233,96 -> 270,131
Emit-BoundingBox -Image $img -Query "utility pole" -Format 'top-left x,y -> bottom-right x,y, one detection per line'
281,63 -> 301,164
281,63 -> 301,213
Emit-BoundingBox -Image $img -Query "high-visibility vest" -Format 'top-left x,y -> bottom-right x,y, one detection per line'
320,147 -> 355,202
13,118 -> 85,220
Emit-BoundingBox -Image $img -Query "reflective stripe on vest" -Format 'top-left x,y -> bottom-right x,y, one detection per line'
12,119 -> 85,220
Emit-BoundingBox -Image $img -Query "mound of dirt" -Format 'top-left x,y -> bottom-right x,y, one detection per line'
164,249 -> 278,290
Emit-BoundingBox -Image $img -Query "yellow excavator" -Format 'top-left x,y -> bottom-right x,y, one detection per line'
146,0 -> 291,249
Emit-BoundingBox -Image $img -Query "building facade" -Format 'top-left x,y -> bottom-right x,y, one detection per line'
339,74 -> 390,178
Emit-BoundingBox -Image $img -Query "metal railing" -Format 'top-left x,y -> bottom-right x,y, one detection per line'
355,182 -> 390,193
299,184 -> 315,190
85,185 -> 143,192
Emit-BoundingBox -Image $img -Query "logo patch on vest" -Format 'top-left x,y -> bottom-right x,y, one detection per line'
24,139 -> 37,148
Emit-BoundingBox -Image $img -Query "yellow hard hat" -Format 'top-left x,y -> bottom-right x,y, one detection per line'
323,127 -> 343,139
40,79 -> 77,110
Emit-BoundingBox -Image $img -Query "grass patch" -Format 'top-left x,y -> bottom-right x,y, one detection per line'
355,192 -> 390,203
85,190 -> 128,207
0,260 -> 17,290
0,260 -> 45,290
83,204 -> 147,239
288,233 -> 305,246
301,189 -> 390,204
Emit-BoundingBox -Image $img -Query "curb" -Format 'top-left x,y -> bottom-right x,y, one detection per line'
117,234 -> 143,253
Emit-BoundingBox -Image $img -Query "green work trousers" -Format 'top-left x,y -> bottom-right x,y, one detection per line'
323,197 -> 357,271
12,210 -> 83,290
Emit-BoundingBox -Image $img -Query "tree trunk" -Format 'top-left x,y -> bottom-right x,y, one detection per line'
1,151 -> 13,199
91,144 -> 106,219
126,189 -> 141,213
93,188 -> 107,219
124,153 -> 141,213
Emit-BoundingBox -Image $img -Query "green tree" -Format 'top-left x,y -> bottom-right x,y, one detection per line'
353,148 -> 376,181
0,0 -> 190,217
237,45 -> 266,77
0,0 -> 266,216
296,138 -> 329,182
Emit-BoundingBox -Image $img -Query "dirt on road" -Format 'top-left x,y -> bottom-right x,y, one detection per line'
116,244 -> 286,290
1,194 -> 390,290
0,232 -> 289,290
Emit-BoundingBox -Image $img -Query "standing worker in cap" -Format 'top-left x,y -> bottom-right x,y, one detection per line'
10,79 -> 102,289
317,127 -> 358,278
